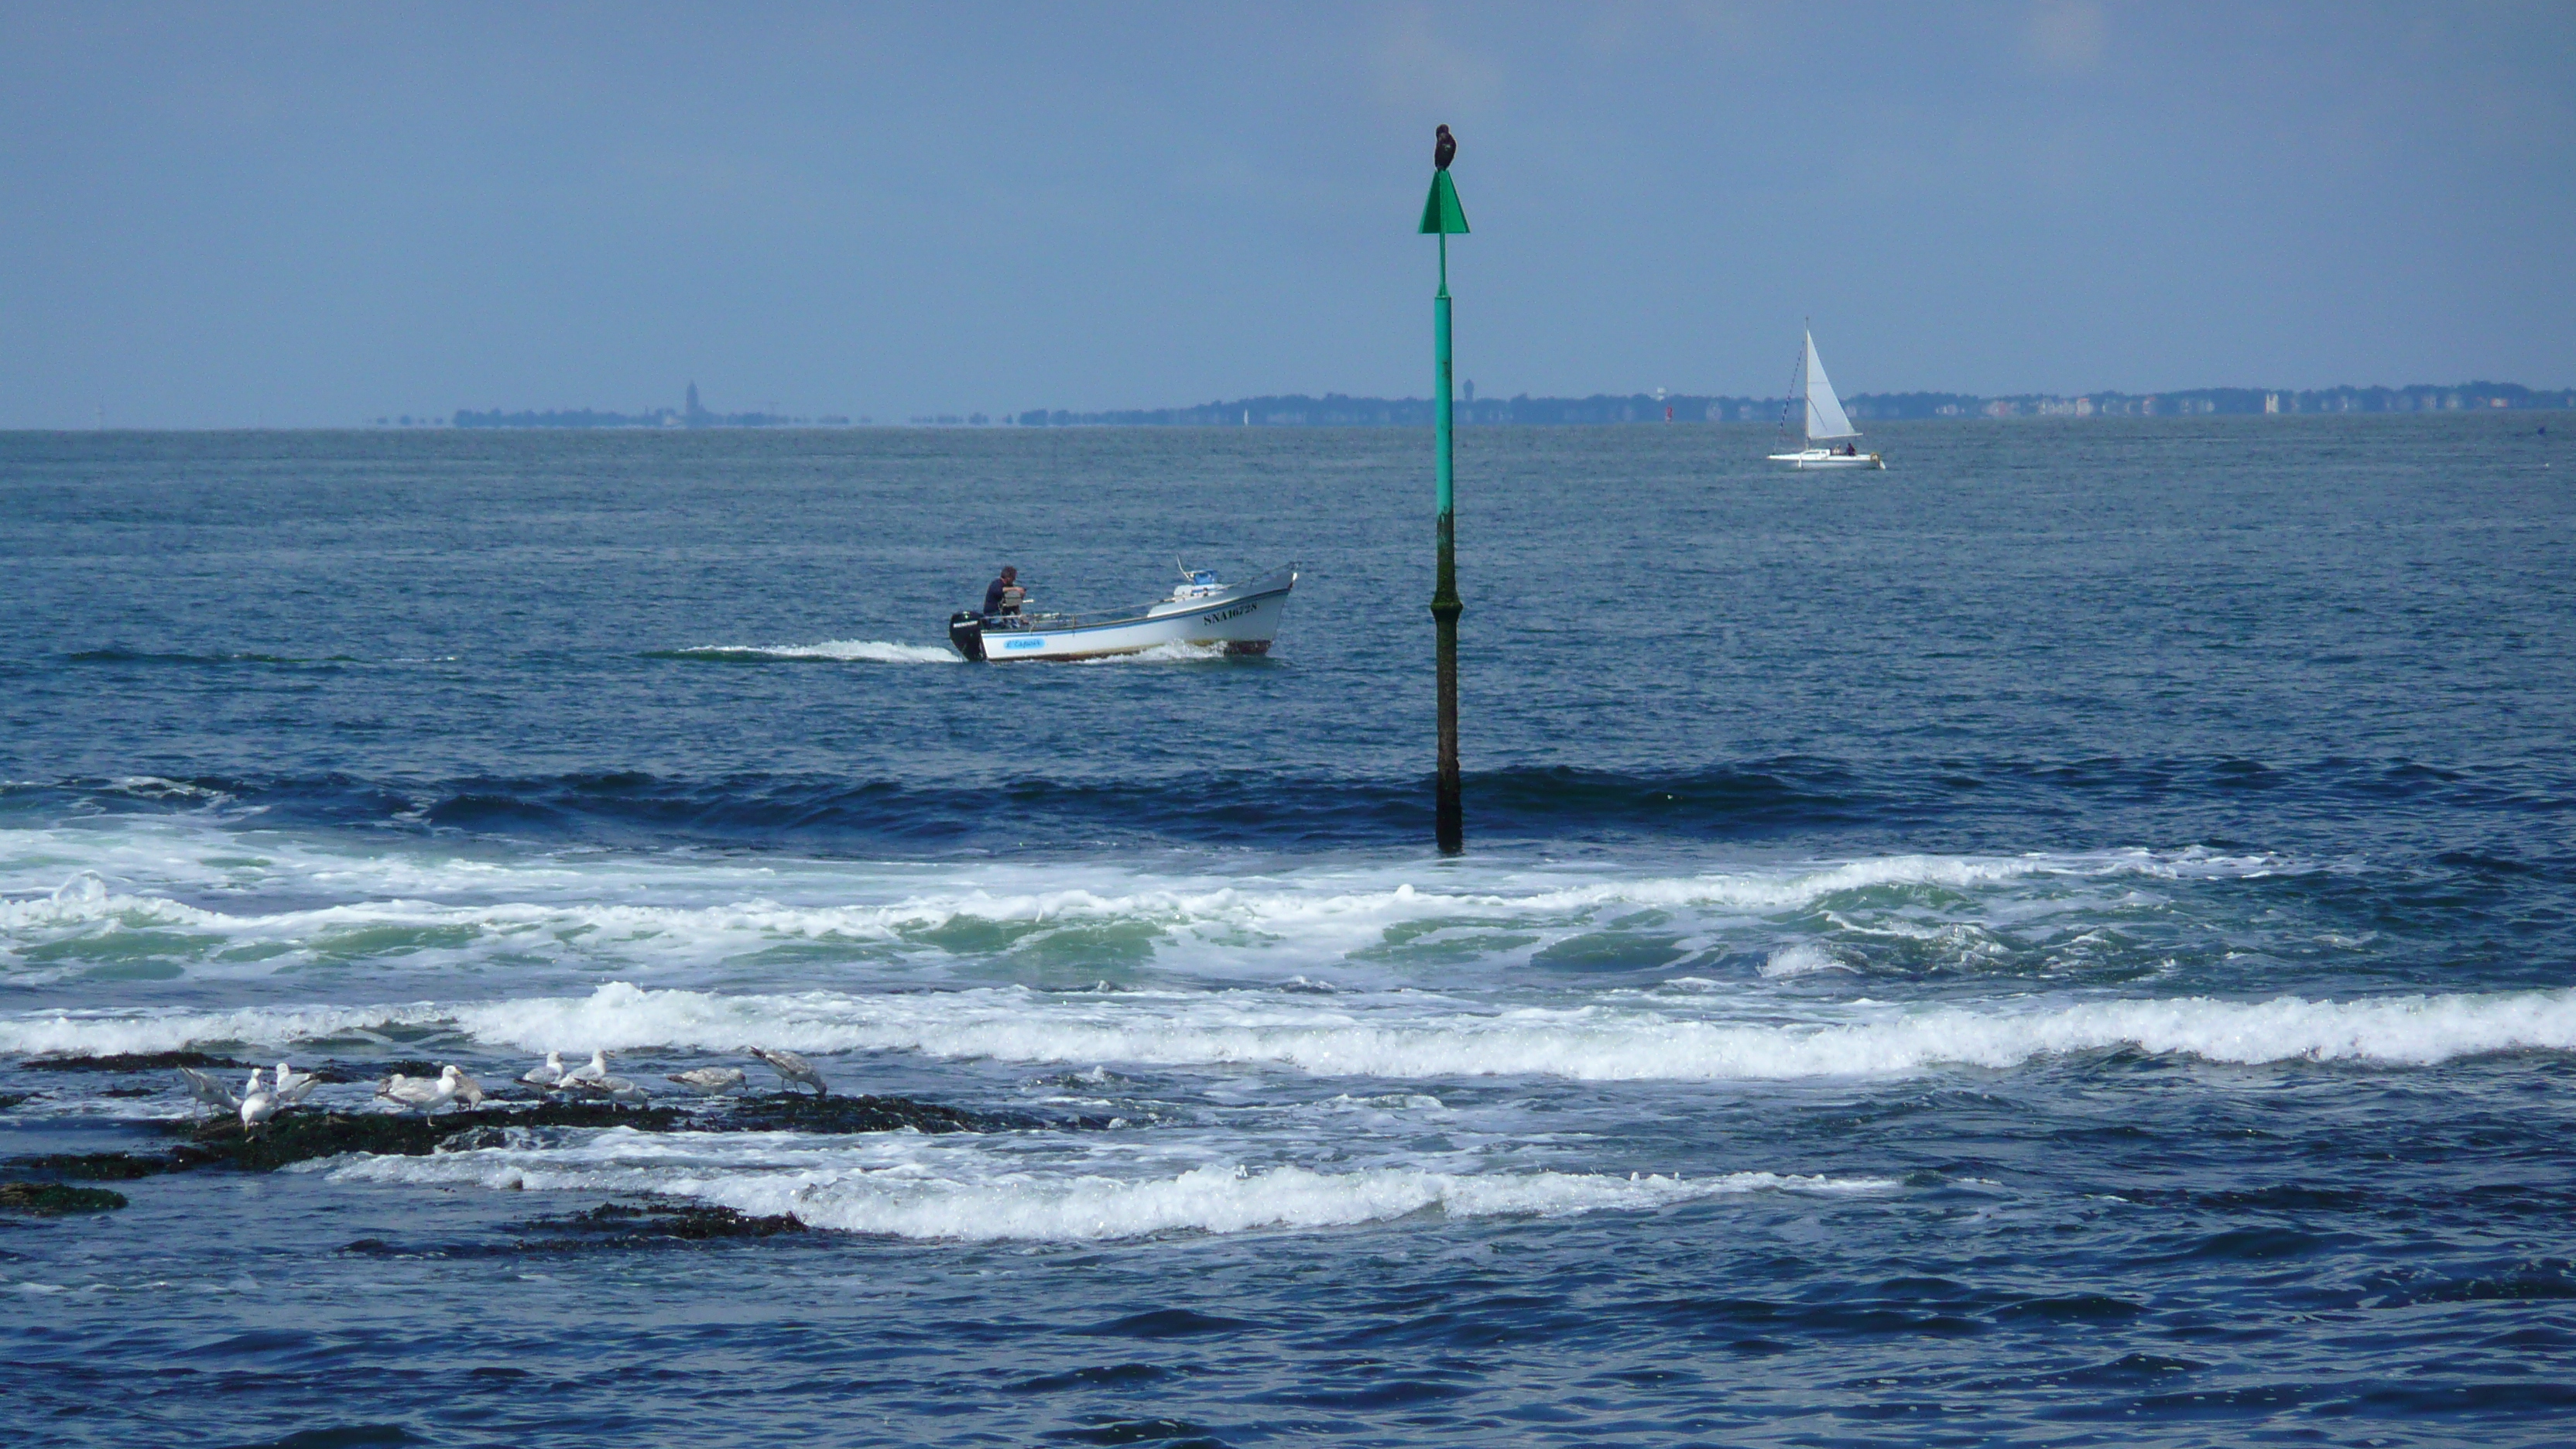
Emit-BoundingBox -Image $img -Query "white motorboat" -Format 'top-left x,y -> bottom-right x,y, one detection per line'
1768,328 -> 1886,470
949,564 -> 1299,662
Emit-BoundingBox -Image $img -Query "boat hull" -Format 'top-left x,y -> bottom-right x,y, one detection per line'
1769,448 -> 1886,470
954,569 -> 1297,662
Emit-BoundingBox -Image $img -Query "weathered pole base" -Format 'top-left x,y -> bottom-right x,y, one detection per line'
1432,594 -> 1463,855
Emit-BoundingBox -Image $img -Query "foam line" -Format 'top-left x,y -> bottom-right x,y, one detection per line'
453,981 -> 2576,1079
658,640 -> 960,663
2,848 -> 2281,964
16,979 -> 2576,1079
718,1164 -> 1880,1241
0,1001 -> 441,1057
328,1149 -> 1887,1242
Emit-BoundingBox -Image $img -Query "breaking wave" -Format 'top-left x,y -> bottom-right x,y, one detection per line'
0,848 -> 2284,983
15,979 -> 2576,1080
328,1148 -> 1886,1242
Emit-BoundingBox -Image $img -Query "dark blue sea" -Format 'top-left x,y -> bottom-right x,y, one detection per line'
3,416 -> 2573,1447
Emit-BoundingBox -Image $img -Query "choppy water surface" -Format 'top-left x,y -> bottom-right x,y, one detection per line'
3,417 -> 2572,1446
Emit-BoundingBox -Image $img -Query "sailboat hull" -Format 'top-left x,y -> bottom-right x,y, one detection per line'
1768,449 -> 1886,470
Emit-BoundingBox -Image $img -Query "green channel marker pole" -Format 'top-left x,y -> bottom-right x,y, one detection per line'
1420,137 -> 1469,855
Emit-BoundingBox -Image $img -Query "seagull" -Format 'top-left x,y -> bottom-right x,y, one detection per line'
375,1071 -> 421,1109
559,1050 -> 611,1089
375,1070 -> 457,1115
748,1046 -> 827,1098
1434,123 -> 1456,171
239,1082 -> 279,1134
560,1072 -> 646,1105
272,1061 -> 317,1105
666,1066 -> 748,1097
445,1066 -> 487,1110
177,1065 -> 240,1118
520,1051 -> 565,1088
241,1066 -> 268,1102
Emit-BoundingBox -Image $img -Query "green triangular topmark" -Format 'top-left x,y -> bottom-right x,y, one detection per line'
1418,170 -> 1469,235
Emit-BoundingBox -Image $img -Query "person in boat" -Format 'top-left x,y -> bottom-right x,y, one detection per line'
982,567 -> 1024,618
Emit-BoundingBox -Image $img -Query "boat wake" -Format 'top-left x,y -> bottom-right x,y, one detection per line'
653,640 -> 960,664
1070,641 -> 1235,666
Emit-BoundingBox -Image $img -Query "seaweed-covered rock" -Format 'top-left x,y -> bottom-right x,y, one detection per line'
22,1050 -> 244,1072
0,1183 -> 128,1214
718,1091 -> 1012,1134
534,1202 -> 809,1242
0,1092 -> 29,1111
166,1102 -> 693,1172
8,1091 -> 1018,1182
5,1151 -> 184,1181
339,1201 -> 809,1257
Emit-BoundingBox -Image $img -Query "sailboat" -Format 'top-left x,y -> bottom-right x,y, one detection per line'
1768,329 -> 1886,470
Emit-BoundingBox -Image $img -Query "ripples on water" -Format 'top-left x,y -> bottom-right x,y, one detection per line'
2,417 -> 2572,1446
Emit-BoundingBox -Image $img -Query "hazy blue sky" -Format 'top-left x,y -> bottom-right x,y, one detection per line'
3,2 -> 2570,426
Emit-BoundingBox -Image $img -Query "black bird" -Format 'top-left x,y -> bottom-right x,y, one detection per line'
1434,125 -> 1456,171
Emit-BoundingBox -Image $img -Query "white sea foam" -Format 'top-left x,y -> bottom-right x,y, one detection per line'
0,1001 -> 441,1057
22,978 -> 2576,1079
1068,641 -> 1234,665
0,844 -> 2289,987
665,639 -> 960,663
745,1164 -> 1876,1242
109,777 -> 235,803
1759,943 -> 1851,978
329,1135 -> 1886,1242
460,980 -> 2576,1078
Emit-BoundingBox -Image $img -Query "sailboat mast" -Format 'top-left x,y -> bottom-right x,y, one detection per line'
1779,334 -> 1806,445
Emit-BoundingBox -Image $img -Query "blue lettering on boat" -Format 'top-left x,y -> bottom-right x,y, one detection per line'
1004,638 -> 1044,650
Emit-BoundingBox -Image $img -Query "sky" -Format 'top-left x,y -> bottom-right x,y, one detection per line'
2,1 -> 2571,427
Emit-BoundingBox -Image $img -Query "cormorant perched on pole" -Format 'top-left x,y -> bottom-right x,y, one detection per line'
1434,124 -> 1457,171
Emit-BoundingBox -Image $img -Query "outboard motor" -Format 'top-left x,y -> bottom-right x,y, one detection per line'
947,611 -> 987,662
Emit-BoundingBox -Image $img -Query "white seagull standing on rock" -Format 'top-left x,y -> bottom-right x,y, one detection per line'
559,1050 -> 611,1089
521,1051 -> 565,1088
749,1046 -> 827,1098
239,1081 -> 278,1134
272,1061 -> 317,1105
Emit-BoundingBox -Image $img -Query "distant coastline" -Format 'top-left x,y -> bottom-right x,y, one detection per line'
417,380 -> 2574,430
437,380 -> 851,431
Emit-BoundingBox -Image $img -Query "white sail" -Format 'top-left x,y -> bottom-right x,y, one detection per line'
1803,331 -> 1858,441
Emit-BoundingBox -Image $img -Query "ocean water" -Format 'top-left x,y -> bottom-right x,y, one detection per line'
2,416 -> 2572,1447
